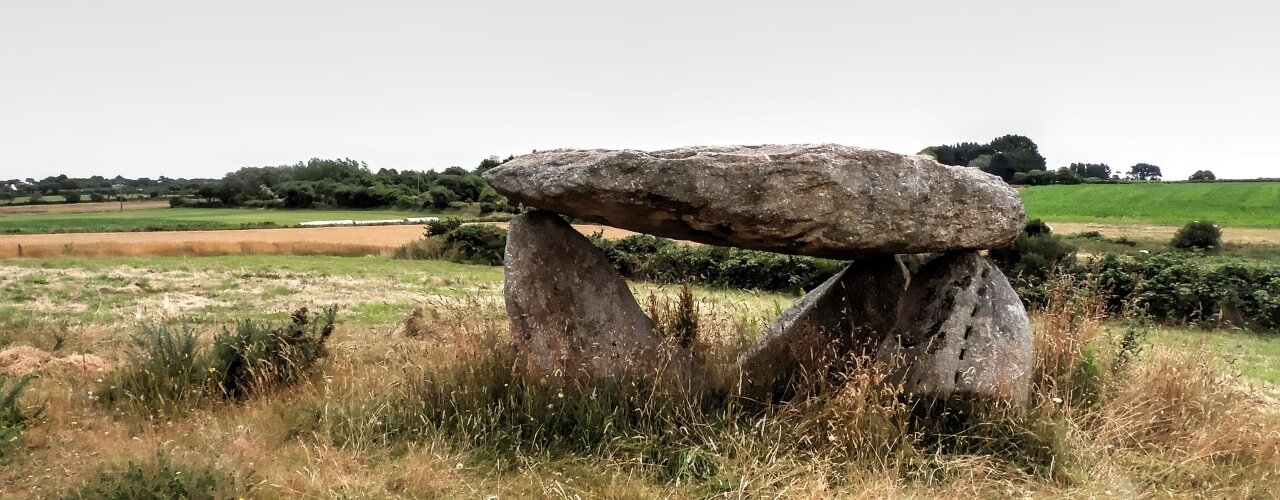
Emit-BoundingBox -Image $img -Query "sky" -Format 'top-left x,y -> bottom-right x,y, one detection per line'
2,1 -> 1277,181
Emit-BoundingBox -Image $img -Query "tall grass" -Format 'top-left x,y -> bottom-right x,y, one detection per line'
0,373 -> 37,458
64,451 -> 255,499
101,307 -> 337,417
306,274 -> 1280,495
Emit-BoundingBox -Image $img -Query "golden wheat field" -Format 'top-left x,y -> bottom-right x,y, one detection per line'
0,223 -> 655,259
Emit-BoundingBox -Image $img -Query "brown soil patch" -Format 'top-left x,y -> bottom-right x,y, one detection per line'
0,346 -> 112,376
0,199 -> 169,216
1045,222 -> 1280,245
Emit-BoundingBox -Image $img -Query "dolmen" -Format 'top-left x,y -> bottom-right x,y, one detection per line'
483,144 -> 1033,408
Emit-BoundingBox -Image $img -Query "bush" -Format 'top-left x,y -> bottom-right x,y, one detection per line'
64,192 -> 82,203
0,374 -> 36,457
101,323 -> 212,416
397,223 -> 506,265
102,308 -> 338,415
212,307 -> 336,400
1171,221 -> 1222,251
594,236 -> 843,293
423,217 -> 462,237
990,232 -> 1077,304
1024,219 -> 1052,236
64,451 -> 254,499
1020,252 -> 1280,332
168,197 -> 185,208
89,192 -> 107,203
441,225 -> 507,265
392,236 -> 450,260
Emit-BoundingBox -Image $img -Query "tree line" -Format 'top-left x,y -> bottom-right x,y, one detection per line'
4,156 -> 522,213
200,156 -> 517,213
918,135 -> 1193,185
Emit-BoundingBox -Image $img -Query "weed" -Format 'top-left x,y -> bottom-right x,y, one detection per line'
63,451 -> 255,499
102,307 -> 337,416
0,374 -> 37,458
101,322 -> 211,417
212,306 -> 336,400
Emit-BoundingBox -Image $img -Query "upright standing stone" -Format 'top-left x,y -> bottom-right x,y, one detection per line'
876,251 -> 1033,407
503,210 -> 697,387
734,255 -> 909,401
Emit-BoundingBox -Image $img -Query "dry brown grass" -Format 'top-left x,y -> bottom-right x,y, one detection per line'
1,273 -> 1278,497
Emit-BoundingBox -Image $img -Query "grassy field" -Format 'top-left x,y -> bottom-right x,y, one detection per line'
0,207 -> 442,234
1,254 -> 1277,497
1021,181 -> 1280,227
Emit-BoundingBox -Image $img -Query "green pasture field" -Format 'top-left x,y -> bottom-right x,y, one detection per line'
1021,181 -> 1280,227
0,207 -> 443,234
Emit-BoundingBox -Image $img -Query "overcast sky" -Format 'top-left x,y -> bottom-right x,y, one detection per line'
2,1 -> 1277,181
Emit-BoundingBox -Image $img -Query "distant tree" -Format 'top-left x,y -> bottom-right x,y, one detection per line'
64,191 -> 82,203
427,185 -> 459,209
197,186 -> 217,203
1188,170 -> 1216,181
1053,167 -> 1083,184
278,182 -> 318,208
435,174 -> 485,201
89,192 -> 106,203
475,155 -> 504,173
984,153 -> 1017,182
28,192 -> 43,203
1069,163 -> 1111,180
921,134 -> 1045,183
1128,163 -> 1163,180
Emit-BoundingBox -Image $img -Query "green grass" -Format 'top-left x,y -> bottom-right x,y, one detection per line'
0,207 -> 443,234
1154,327 -> 1280,384
1021,181 -> 1280,227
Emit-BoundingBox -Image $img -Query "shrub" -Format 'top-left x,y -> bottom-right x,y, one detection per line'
102,307 -> 338,415
211,307 -> 336,400
1171,221 -> 1222,251
423,217 -> 462,237
392,236 -> 450,261
89,192 -> 106,203
441,225 -> 507,265
101,323 -> 212,416
594,235 -> 843,293
0,374 -> 36,457
64,451 -> 254,499
426,185 -> 457,209
168,196 -> 185,208
64,191 -> 82,203
1024,219 -> 1052,236
990,233 -> 1077,304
